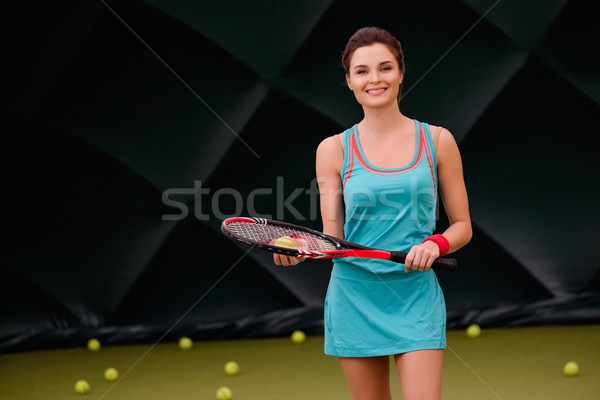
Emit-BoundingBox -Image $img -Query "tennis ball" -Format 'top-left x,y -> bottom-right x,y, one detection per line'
291,234 -> 309,250
178,336 -> 193,350
74,379 -> 90,394
216,386 -> 232,400
273,236 -> 298,249
87,338 -> 101,352
563,361 -> 579,377
291,330 -> 306,344
466,324 -> 481,339
224,361 -> 240,376
104,367 -> 119,382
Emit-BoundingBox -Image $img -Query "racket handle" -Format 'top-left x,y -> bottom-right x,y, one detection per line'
432,257 -> 457,272
389,251 -> 457,272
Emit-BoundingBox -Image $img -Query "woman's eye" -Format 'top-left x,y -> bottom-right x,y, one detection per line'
381,66 -> 392,71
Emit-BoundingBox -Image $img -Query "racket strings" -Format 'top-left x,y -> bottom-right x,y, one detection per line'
226,222 -> 337,251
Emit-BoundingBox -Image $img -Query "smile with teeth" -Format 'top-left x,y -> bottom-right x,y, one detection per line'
366,88 -> 387,95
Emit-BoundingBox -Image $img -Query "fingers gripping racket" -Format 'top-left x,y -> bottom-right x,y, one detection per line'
221,217 -> 457,272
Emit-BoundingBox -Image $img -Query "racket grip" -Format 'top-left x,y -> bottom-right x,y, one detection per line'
432,257 -> 457,272
389,251 -> 457,272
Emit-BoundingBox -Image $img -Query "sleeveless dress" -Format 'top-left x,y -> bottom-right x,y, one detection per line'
324,119 -> 447,357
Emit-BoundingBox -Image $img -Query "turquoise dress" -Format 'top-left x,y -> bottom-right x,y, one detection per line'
324,120 -> 447,357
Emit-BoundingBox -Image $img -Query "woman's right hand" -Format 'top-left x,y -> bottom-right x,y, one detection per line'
273,253 -> 305,267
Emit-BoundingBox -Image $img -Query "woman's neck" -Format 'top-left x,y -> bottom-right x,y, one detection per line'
359,106 -> 410,137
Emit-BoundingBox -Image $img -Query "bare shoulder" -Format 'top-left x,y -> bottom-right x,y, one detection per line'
317,133 -> 344,157
427,124 -> 453,141
430,126 -> 462,169
428,124 -> 458,150
316,133 -> 344,173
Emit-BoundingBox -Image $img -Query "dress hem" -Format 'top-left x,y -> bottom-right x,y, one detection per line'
324,340 -> 447,358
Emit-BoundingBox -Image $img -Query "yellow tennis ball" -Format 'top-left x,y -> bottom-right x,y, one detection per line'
104,367 -> 119,382
563,361 -> 579,377
291,330 -> 306,344
74,379 -> 90,394
273,236 -> 298,249
87,338 -> 101,352
224,361 -> 240,376
216,386 -> 232,400
466,324 -> 481,339
178,336 -> 193,350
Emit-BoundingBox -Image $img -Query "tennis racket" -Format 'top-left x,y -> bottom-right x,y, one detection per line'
221,217 -> 457,272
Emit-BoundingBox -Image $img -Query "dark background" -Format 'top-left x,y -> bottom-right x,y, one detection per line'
2,0 -> 599,353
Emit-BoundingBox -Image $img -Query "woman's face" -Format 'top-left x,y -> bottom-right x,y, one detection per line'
346,43 -> 403,109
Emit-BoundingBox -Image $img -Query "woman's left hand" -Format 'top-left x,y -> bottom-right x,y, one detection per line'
404,241 -> 440,272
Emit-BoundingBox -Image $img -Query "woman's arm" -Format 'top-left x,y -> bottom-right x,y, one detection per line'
436,128 -> 472,252
273,134 -> 345,266
316,134 -> 345,239
404,127 -> 472,271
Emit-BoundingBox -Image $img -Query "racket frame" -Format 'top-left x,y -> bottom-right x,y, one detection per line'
221,217 -> 457,271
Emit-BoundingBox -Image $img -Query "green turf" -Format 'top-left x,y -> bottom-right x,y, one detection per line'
0,325 -> 598,399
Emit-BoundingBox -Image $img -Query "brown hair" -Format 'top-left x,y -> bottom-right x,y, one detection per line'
341,27 -> 405,98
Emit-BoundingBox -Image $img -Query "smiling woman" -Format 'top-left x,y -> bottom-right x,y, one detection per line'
345,45 -> 403,107
342,27 -> 406,102
273,26 -> 473,400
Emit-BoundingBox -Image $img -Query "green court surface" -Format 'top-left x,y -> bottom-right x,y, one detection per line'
1,324 -> 598,399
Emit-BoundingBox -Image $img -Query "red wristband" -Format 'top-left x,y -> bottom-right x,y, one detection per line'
423,234 -> 450,257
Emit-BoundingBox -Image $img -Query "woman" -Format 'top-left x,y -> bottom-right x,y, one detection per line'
274,26 -> 472,400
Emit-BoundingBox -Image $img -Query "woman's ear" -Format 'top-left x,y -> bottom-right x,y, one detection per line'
346,74 -> 353,91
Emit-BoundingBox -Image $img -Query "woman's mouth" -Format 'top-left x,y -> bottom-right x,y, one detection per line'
366,88 -> 387,95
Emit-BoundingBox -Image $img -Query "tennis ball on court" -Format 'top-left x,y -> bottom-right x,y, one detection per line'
224,361 -> 240,376
178,336 -> 193,350
74,379 -> 90,394
273,236 -> 298,249
466,324 -> 481,339
216,386 -> 233,400
563,361 -> 579,377
104,367 -> 119,382
291,330 -> 306,344
87,338 -> 101,352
